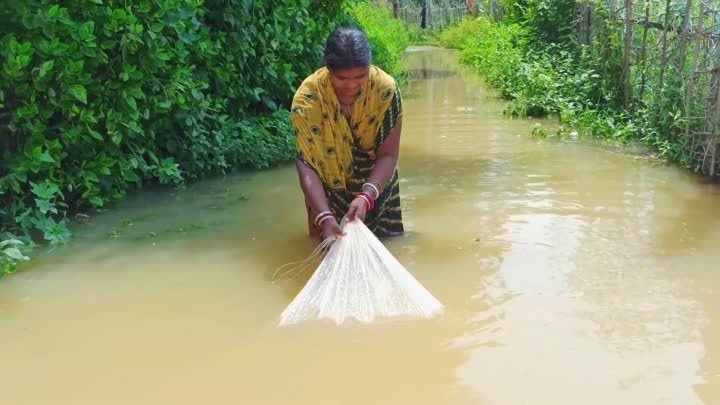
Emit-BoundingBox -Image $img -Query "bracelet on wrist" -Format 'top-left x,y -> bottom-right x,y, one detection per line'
356,192 -> 375,210
314,211 -> 334,227
362,182 -> 380,200
317,215 -> 335,227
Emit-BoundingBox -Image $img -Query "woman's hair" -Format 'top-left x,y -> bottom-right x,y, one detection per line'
324,27 -> 372,71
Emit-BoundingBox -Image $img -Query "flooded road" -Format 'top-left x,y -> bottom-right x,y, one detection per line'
1,47 -> 719,405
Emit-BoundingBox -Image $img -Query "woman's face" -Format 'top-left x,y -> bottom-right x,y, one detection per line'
329,66 -> 370,101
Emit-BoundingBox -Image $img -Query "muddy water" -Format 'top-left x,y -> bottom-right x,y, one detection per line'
1,47 -> 719,405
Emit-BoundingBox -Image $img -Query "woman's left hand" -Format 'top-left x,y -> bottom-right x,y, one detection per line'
346,196 -> 369,222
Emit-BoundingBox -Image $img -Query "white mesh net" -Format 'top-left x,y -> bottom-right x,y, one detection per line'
277,220 -> 444,326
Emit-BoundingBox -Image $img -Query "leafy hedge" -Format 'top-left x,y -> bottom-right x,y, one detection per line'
0,0 -> 351,275
440,12 -> 682,164
438,17 -> 490,50
0,0 -> 416,277
348,2 -> 411,81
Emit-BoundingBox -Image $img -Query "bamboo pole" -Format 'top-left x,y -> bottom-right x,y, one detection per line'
639,0 -> 651,101
623,0 -> 634,107
579,2 -> 586,45
677,0 -> 694,77
712,41 -> 720,176
657,0 -> 673,116
684,5 -> 705,149
580,2 -> 594,46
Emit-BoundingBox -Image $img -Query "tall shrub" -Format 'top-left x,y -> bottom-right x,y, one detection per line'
0,0 -> 347,253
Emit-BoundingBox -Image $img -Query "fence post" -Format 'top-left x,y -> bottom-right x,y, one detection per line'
427,0 -> 433,28
656,0 -> 673,117
638,0 -> 650,100
622,0 -> 634,107
684,4 -> 705,150
711,42 -> 720,176
585,3 -> 594,46
579,2 -> 588,45
677,0 -> 694,77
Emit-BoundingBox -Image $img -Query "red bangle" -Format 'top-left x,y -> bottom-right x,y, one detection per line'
356,192 -> 375,210
365,192 -> 377,209
314,211 -> 334,227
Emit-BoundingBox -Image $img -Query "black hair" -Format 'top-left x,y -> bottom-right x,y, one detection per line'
324,27 -> 372,71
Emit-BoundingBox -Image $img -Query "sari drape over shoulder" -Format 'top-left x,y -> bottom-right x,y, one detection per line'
291,66 -> 404,238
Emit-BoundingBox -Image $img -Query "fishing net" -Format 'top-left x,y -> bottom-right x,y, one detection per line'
275,219 -> 444,326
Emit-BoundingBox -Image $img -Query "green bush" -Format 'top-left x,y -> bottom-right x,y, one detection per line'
0,0 -> 347,252
349,2 -> 411,80
459,21 -> 527,97
407,24 -> 435,45
458,22 -> 619,121
438,17 -> 490,50
0,235 -> 31,278
440,1 -> 700,174
438,4 -> 623,118
501,0 -> 578,48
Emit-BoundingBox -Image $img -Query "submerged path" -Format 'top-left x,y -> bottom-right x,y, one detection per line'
1,46 -> 719,405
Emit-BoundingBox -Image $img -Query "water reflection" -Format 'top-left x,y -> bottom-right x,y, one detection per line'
408,68 -> 458,80
403,47 -> 718,404
0,47 -> 718,405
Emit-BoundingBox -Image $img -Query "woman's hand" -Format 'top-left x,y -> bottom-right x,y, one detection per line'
346,196 -> 369,223
320,217 -> 345,240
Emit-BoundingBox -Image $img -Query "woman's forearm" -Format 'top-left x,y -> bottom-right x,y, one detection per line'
295,158 -> 331,216
368,154 -> 398,192
368,119 -> 402,192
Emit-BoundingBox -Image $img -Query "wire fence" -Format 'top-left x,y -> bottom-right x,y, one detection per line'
584,0 -> 720,175
393,0 -> 473,30
389,0 -> 720,175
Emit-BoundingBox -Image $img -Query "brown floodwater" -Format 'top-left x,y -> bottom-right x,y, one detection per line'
1,47 -> 719,405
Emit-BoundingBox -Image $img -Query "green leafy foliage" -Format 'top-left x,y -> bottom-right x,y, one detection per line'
0,0 -> 351,259
438,2 -> 697,170
348,2 -> 411,81
0,235 -> 32,278
438,17 -> 491,50
458,20 -> 529,101
501,0 -> 578,48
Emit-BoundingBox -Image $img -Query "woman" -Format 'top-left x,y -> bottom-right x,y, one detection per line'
291,27 -> 404,241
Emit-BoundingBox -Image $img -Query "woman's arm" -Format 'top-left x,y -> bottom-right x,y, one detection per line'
346,117 -> 402,222
295,158 -> 345,238
295,158 -> 330,215
369,116 -> 402,191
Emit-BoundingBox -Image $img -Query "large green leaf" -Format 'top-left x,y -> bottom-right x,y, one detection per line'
68,84 -> 87,104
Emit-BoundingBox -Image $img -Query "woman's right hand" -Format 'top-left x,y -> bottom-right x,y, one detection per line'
320,217 -> 345,240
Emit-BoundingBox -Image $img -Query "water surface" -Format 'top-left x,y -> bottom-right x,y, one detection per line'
1,47 -> 719,405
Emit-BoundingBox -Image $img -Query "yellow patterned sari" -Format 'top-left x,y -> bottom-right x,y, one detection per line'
291,65 -> 404,238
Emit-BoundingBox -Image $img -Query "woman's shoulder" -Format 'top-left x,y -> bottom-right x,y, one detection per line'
297,68 -> 329,91
292,67 -> 328,108
370,65 -> 397,91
